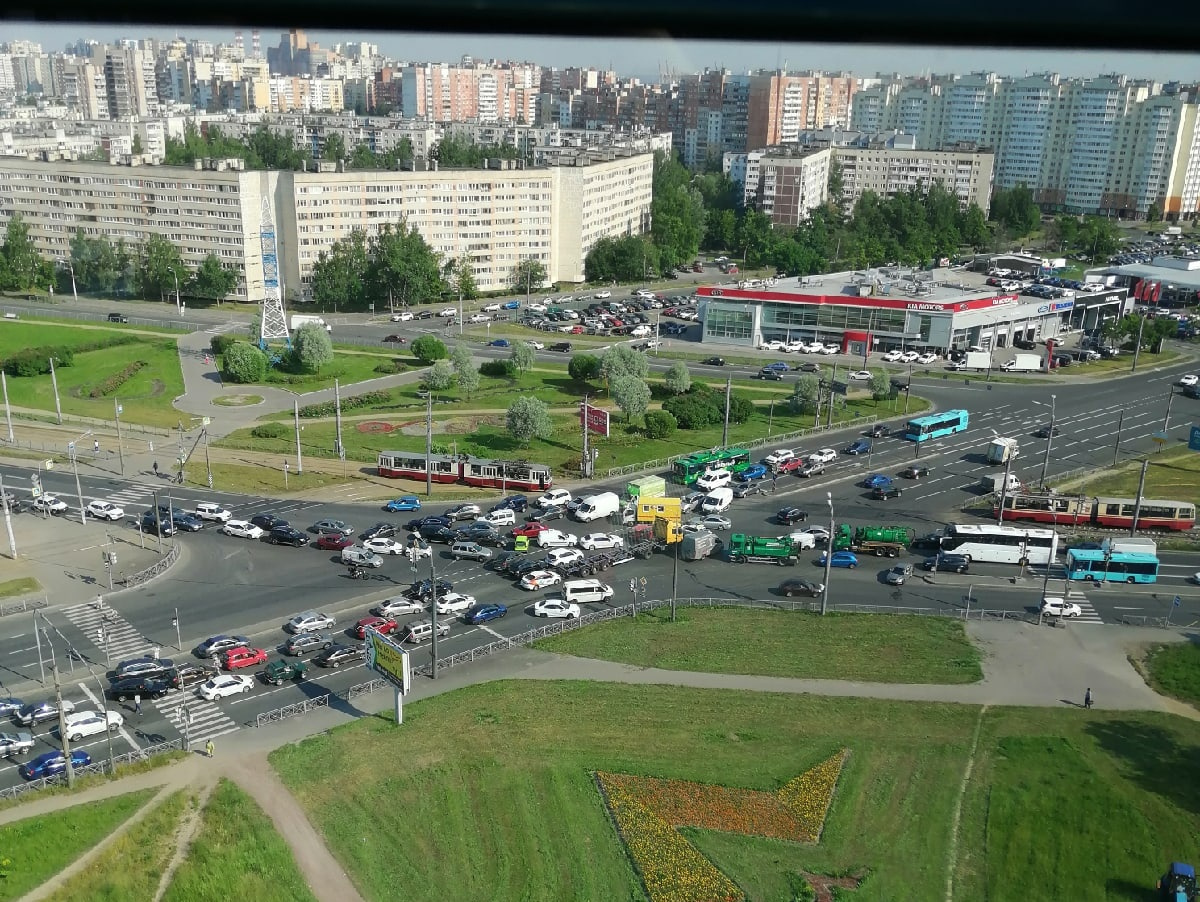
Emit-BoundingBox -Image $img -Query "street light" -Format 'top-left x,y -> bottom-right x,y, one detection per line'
820,492 -> 834,616
58,259 -> 77,301
1032,394 -> 1057,489
172,270 -> 181,315
67,429 -> 92,527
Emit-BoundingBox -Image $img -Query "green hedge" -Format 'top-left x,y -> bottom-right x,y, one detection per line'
87,360 -> 147,398
250,422 -> 288,439
297,389 -> 392,418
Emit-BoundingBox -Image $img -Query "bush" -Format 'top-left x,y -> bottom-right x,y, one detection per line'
220,342 -> 268,384
250,422 -> 288,439
374,360 -> 405,375
479,359 -> 517,379
2,345 -> 74,377
210,334 -> 240,356
411,335 -> 448,364
728,394 -> 755,424
86,360 -> 147,398
662,391 -> 722,430
298,389 -> 392,418
643,410 -> 678,439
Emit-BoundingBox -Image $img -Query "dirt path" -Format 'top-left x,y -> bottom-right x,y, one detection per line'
151,779 -> 218,902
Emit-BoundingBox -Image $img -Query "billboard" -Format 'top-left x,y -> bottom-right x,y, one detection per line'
581,403 -> 610,437
364,628 -> 411,694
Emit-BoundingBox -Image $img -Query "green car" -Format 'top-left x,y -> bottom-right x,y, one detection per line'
263,658 -> 308,686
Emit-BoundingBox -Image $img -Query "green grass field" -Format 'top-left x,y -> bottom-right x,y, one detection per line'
0,788 -> 155,901
1064,449 -> 1200,508
160,779 -> 317,902
270,680 -> 1200,901
0,576 -> 40,598
1142,642 -> 1200,707
534,609 -> 983,684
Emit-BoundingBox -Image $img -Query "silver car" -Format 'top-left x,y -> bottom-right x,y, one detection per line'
371,596 -> 426,618
885,564 -> 914,586
286,611 -> 336,633
341,546 -> 384,568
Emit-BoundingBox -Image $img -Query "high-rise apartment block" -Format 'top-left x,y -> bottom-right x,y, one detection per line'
400,60 -> 541,125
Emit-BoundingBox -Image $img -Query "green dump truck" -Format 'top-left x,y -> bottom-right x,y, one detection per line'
727,533 -> 798,566
831,524 -> 914,557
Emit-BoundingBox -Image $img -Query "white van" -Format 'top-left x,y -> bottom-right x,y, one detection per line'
700,487 -> 734,514
563,579 -> 614,604
696,468 -> 732,492
574,492 -> 620,523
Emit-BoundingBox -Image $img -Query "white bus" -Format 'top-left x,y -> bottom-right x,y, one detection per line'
939,523 -> 1059,565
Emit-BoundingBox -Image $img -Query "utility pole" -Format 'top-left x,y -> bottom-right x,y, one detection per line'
428,553 -> 440,680
820,492 -> 834,615
424,391 -> 433,497
49,356 -> 63,424
669,536 -> 679,623
1039,394 -> 1057,489
334,378 -> 344,463
176,420 -> 185,485
1130,459 -> 1150,537
904,365 -> 913,415
581,393 -> 591,479
150,488 -> 163,553
1163,387 -> 1176,432
1131,314 -> 1146,374
1113,410 -> 1124,467
2,371 -> 13,443
113,401 -> 125,475
997,452 -> 1016,524
827,363 -> 837,427
721,375 -> 732,447
0,472 -> 17,559
202,428 -> 212,489
69,440 -> 87,526
293,400 -> 303,475
52,665 -> 75,787
173,607 -> 182,652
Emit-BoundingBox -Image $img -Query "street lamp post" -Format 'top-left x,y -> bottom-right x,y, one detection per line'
1035,394 -> 1057,489
172,271 -> 181,314
113,401 -> 125,475
59,259 -> 77,301
820,492 -> 834,616
67,429 -> 92,527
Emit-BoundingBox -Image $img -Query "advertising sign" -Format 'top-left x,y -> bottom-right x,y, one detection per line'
1189,426 -> 1200,453
364,628 -> 411,694
581,403 -> 610,438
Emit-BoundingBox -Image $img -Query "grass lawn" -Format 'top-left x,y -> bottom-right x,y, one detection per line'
0,576 -> 40,598
534,609 -> 983,683
1063,449 -> 1200,509
270,680 -> 1200,902
160,779 -> 317,902
1142,642 -> 1200,707
0,322 -> 184,428
0,788 -> 155,901
222,347 -> 408,394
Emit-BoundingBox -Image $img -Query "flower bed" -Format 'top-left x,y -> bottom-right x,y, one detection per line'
87,360 -> 148,398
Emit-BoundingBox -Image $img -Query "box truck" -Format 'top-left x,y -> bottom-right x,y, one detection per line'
290,314 -> 332,333
1101,536 -> 1158,556
573,491 -> 620,523
1000,354 -> 1044,373
986,437 -> 1021,464
627,475 -> 666,501
982,473 -> 1023,493
965,351 -> 992,371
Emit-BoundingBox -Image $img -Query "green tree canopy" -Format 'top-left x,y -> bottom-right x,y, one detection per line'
600,344 -> 649,384
663,360 -> 692,395
506,396 -> 554,446
189,254 -> 239,303
510,259 -> 548,294
610,374 -> 651,423
310,230 -> 370,308
292,323 -> 334,373
369,219 -> 444,308
421,359 -> 455,394
411,335 -> 448,364
568,353 -> 602,383
509,341 -> 535,374
221,342 -> 268,383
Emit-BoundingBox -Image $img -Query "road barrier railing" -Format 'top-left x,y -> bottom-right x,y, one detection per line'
0,595 -> 48,618
0,738 -> 185,801
119,542 -> 180,589
255,693 -> 330,727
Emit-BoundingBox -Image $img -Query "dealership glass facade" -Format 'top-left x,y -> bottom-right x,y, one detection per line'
762,303 -> 907,333
704,305 -> 755,340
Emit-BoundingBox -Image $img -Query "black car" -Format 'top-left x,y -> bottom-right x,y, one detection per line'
487,550 -> 527,572
868,424 -> 891,438
417,524 -> 457,543
455,526 -> 505,547
106,312 -> 129,323
776,507 -> 808,525
491,495 -> 528,513
269,525 -> 310,546
404,578 -> 454,602
923,553 -> 969,574
778,578 -> 823,598
1034,425 -> 1061,438
405,515 -> 451,532
16,700 -> 74,726
414,310 -> 434,320
114,656 -> 176,679
107,677 -> 171,702
550,342 -> 572,352
195,635 -> 250,658
701,356 -> 726,367
758,368 -> 784,381
140,513 -> 175,536
911,532 -> 944,551
527,504 -> 565,522
250,513 -> 288,531
445,504 -> 483,522
362,522 -> 398,540
511,558 -> 546,579
794,362 -> 821,373
900,466 -> 929,479
873,486 -> 903,500
175,664 -> 217,689
283,632 -> 334,656
314,644 -> 365,668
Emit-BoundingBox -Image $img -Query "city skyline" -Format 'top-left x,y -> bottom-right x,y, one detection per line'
2,21 -> 1198,84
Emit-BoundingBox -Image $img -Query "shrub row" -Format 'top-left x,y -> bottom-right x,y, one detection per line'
3,346 -> 75,377
298,389 -> 392,418
86,360 -> 147,398
250,422 -> 288,439
479,359 -> 516,379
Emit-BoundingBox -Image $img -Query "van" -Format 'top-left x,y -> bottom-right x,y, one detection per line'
550,342 -> 573,352
574,491 -> 620,523
700,487 -> 734,514
695,469 -> 732,492
563,579 -> 614,604
401,619 -> 451,644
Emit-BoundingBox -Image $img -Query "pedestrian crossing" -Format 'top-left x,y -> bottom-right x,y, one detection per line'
153,694 -> 240,743
204,321 -> 244,335
1062,591 -> 1103,624
61,600 -> 154,660
34,481 -> 326,523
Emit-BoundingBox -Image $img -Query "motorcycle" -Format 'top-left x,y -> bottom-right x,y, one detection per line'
347,565 -> 370,580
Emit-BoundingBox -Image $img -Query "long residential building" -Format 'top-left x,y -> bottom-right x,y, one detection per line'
0,151 -> 653,299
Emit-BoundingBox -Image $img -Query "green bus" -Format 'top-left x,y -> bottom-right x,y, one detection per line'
672,447 -> 751,485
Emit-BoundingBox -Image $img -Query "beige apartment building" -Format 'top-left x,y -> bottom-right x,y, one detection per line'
0,151 -> 652,300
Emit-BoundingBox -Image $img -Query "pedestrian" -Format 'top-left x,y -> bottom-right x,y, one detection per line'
93,439 -> 100,455
176,470 -> 184,485
134,693 -> 142,716
1084,687 -> 1093,709
152,646 -> 160,661
771,474 -> 778,494
152,460 -> 159,477
205,739 -> 214,758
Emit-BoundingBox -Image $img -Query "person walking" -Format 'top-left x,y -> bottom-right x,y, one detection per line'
152,646 -> 160,661
152,460 -> 159,477
93,439 -> 100,455
205,739 -> 215,758
1084,687 -> 1093,709
134,693 -> 142,716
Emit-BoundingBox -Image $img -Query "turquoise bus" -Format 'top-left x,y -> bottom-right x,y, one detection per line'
902,409 -> 970,442
672,447 -> 751,485
1065,548 -> 1159,584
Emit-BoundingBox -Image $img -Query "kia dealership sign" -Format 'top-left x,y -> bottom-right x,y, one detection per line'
581,404 -> 610,437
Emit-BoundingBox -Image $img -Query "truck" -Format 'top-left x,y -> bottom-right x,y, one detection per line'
629,519 -> 685,558
982,473 -> 1023,494
681,531 -> 719,561
627,475 -> 666,501
965,351 -> 992,371
574,491 -> 620,523
1000,353 -> 1044,373
986,437 -> 1021,465
726,533 -> 798,565
290,314 -> 331,333
1102,536 -> 1158,556
831,524 -> 914,557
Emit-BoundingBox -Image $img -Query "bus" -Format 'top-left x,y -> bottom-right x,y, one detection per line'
1065,548 -> 1159,584
671,447 -> 751,485
995,493 -> 1196,531
939,522 -> 1059,565
902,409 -> 969,442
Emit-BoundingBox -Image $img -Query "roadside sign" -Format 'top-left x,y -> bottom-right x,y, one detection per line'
1189,426 -> 1200,452
1174,596 -> 1182,607
363,627 -> 411,695
1152,431 -> 1169,445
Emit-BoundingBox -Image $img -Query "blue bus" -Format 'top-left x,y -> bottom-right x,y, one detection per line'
1065,549 -> 1159,584
902,409 -> 970,442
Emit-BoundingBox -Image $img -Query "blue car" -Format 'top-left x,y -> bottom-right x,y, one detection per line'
844,439 -> 872,455
465,603 -> 508,624
384,496 -> 421,512
818,551 -> 859,569
764,361 -> 790,373
502,300 -> 521,310
491,494 -> 529,513
737,463 -> 768,482
488,338 -> 510,348
864,474 -> 893,490
21,749 -> 92,780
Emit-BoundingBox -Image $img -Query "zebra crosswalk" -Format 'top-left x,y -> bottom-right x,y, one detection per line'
1063,592 -> 1103,624
61,600 -> 153,660
153,694 -> 240,742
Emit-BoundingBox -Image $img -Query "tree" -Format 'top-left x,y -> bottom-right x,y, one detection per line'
509,341 -> 535,374
369,220 -> 443,309
321,132 -> 346,163
584,235 -> 657,284
510,259 -> 548,294
600,344 -> 649,384
292,323 -> 334,373
421,359 -> 455,394
1146,201 -> 1163,223
133,234 -> 188,302
989,184 -> 1040,236
611,374 -> 651,423
506,396 -> 554,446
568,353 -> 601,383
188,253 -> 238,304
727,394 -> 754,424
446,255 -> 478,302
868,369 -> 892,403
643,410 -> 677,439
457,362 -> 481,399
789,375 -> 819,414
411,336 -> 447,364
0,213 -> 44,291
221,342 -> 268,383
450,344 -> 479,399
959,203 -> 990,249
663,360 -> 692,395
650,151 -> 706,270
662,390 -> 721,429
310,230 -> 370,309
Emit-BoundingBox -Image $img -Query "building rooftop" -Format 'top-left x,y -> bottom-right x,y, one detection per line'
1102,258 -> 1200,292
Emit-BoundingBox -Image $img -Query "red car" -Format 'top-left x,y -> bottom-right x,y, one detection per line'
223,646 -> 269,670
775,458 -> 804,474
511,522 -> 549,538
354,616 -> 398,639
316,533 -> 356,551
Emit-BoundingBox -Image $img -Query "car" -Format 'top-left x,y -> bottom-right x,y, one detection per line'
536,489 -> 572,508
312,533 -> 354,551
86,500 -> 125,521
758,367 -> 784,381
33,494 -> 69,515
222,519 -> 264,540
818,551 -> 859,569
487,337 -> 511,348
390,311 -> 414,322
280,630 -> 334,657
268,525 -> 310,546
899,351 -> 920,363
1040,597 -> 1083,618
249,514 -> 288,532
0,731 -> 35,758
438,307 -> 458,317
0,697 -> 23,718
362,522 -> 399,540
481,302 -> 503,313
1034,425 -> 1061,438
864,474 -> 893,490
796,461 -> 826,478
169,510 -> 204,532
510,522 -> 548,539
923,553 -> 969,573
580,533 -> 624,551
1179,374 -> 1199,387
263,659 -> 309,685
59,709 -> 123,742
537,528 -> 579,548
529,504 -> 566,523
525,340 -> 546,350
733,482 -> 768,498
531,599 -> 581,619
198,673 -> 254,700
844,439 -> 872,455
917,353 -> 939,365
868,424 -> 891,438
776,507 -> 808,525
16,699 -> 76,726
701,356 -> 726,366
107,677 -> 169,702
809,448 -> 837,465
106,312 -> 130,323
314,644 -> 366,668
882,350 -> 903,362
911,532 -> 944,551
445,503 -> 483,522
403,578 -> 455,602
692,514 -> 732,531
356,536 -> 402,556
885,564 -> 914,586
382,334 -> 406,344
492,494 -> 529,513
222,646 -> 268,670
341,546 -> 384,568
196,635 -> 251,658
777,577 -> 824,598
451,541 -> 491,562
417,523 -> 457,543
454,522 -> 504,545
115,656 -> 175,679
738,463 -> 768,481
434,592 -> 477,615
371,597 -> 427,619
468,313 -> 490,324
310,519 -> 353,536
354,616 -> 399,639
286,611 -> 336,634
194,502 -> 232,523
679,492 -> 707,513
20,749 -> 92,780
794,526 -> 829,545
872,482 -> 901,499
414,310 -> 434,320
545,547 -> 586,569
899,466 -> 930,479
479,509 -> 516,529
520,569 -> 563,591
175,664 -> 217,689
848,370 -> 873,381
383,496 -> 421,512
406,515 -> 451,531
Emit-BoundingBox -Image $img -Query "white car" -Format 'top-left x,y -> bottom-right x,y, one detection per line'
797,526 -> 830,543
520,569 -> 563,591
900,351 -> 920,363
438,307 -> 458,317
483,509 -> 516,527
468,313 -> 490,324
33,494 -> 68,514
195,502 -> 232,523
434,592 -> 476,615
882,350 -> 903,362
781,531 -> 818,549
390,311 -> 414,322
808,448 -> 838,465
537,489 -> 572,508
545,547 -> 586,569
1040,597 -> 1082,618
819,344 -> 839,355
404,538 -> 433,559
532,599 -> 581,619
764,448 -> 796,467
760,340 -> 785,351
372,596 -> 427,618
594,290 -> 612,299
527,302 -> 548,313
198,674 -> 254,701
286,611 -> 336,633
1179,374 -> 1199,387
537,529 -> 579,548
481,303 -> 502,312
223,519 -> 264,540
525,340 -> 545,350
580,533 -> 624,551
61,709 -> 123,742
362,537 -> 406,555
341,546 -> 384,568
692,514 -> 732,531
848,370 -> 872,381
917,353 -> 939,365
86,500 -> 125,521
681,523 -> 712,536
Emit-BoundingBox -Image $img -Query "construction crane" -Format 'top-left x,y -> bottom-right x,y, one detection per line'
257,196 -> 290,352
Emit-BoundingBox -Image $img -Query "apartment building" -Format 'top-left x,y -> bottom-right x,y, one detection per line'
400,61 -> 541,124
746,71 -> 858,148
0,151 -> 652,299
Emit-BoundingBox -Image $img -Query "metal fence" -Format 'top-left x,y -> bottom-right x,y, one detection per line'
0,595 -> 48,618
255,693 -> 330,727
345,678 -> 390,700
0,304 -> 203,333
0,738 -> 184,801
8,410 -> 169,438
119,542 -> 180,589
